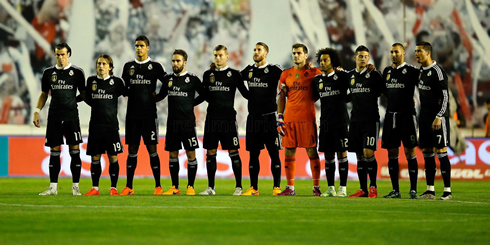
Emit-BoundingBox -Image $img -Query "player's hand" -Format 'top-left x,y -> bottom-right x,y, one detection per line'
366,64 -> 377,73
277,114 -> 287,136
33,112 -> 40,128
432,117 -> 442,130
278,83 -> 288,95
335,66 -> 344,72
210,62 -> 216,70
305,62 -> 313,70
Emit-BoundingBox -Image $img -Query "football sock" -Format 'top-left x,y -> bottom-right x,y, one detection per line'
187,158 -> 198,187
325,158 -> 336,187
91,160 -> 101,187
169,157 -> 180,189
109,159 -> 119,189
149,152 -> 161,187
206,154 -> 217,188
388,155 -> 399,192
407,155 -> 418,191
357,157 -> 368,192
338,156 -> 348,187
126,153 -> 137,189
268,148 -> 281,188
229,152 -> 242,188
423,152 -> 436,186
438,152 -> 451,188
309,155 -> 321,186
249,150 -> 260,190
49,150 -> 61,183
50,183 -> 58,189
285,156 -> 296,186
366,155 -> 378,187
69,149 -> 81,183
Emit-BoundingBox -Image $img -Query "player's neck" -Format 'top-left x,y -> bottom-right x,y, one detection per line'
356,65 -> 366,72
294,63 -> 305,70
323,68 -> 334,75
422,58 -> 434,67
392,61 -> 403,68
136,54 -> 148,62
57,62 -> 69,69
255,60 -> 266,67
176,68 -> 187,76
215,63 -> 227,70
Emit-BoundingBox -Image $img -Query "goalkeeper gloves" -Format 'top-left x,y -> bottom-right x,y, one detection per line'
277,113 -> 286,136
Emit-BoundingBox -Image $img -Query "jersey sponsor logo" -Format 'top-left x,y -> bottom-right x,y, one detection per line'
169,86 -> 188,97
387,79 -> 405,88
418,82 -> 431,91
148,64 -> 153,70
351,83 -> 370,93
109,79 -> 114,85
248,78 -> 268,88
248,71 -> 253,79
402,68 -> 407,74
227,71 -> 232,77
185,77 -> 190,83
130,74 -> 151,84
69,70 -> 74,76
264,67 -> 269,73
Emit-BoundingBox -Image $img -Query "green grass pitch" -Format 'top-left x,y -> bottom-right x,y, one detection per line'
0,178 -> 488,245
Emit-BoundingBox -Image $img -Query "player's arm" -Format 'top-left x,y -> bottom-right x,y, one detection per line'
83,77 -> 92,106
312,78 -> 320,102
155,76 -> 168,102
235,72 -> 249,99
33,91 -> 48,128
277,73 -> 287,136
433,70 -> 449,130
194,77 -> 206,106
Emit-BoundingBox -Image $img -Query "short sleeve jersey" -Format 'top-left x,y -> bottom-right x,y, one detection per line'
202,66 -> 248,119
240,63 -> 283,116
312,70 -> 350,126
121,58 -> 166,119
160,71 -> 205,123
382,62 -> 419,113
279,67 -> 322,122
85,75 -> 126,131
418,61 -> 449,117
348,68 -> 384,122
41,63 -> 85,121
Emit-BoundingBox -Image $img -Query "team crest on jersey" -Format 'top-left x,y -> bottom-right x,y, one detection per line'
185,77 -> 190,83
148,64 -> 153,70
402,68 -> 407,74
248,71 -> 253,79
168,81 -> 172,87
109,79 -> 114,85
129,68 -> 135,76
427,70 -> 432,76
210,75 -> 215,83
295,73 -> 300,79
69,70 -> 74,76
351,78 -> 355,85
264,67 -> 269,73
386,74 -> 391,81
227,71 -> 232,77
319,83 -> 323,90
333,74 -> 338,80
365,73 -> 370,78
92,83 -> 97,91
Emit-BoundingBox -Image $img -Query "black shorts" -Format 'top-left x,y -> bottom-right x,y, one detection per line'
87,130 -> 124,156
165,120 -> 199,151
203,116 -> 240,150
381,112 -> 418,149
348,120 -> 379,153
246,113 -> 282,151
318,123 -> 349,153
418,114 -> 449,149
125,117 -> 159,146
45,120 -> 82,147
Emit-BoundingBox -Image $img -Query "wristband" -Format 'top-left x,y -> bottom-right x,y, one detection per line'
278,113 -> 284,120
35,108 -> 41,114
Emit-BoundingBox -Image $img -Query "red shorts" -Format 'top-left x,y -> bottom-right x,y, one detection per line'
282,121 -> 317,148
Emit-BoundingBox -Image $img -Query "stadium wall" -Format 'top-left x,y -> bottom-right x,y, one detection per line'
2,136 -> 490,180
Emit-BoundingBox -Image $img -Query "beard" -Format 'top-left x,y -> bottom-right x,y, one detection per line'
173,66 -> 184,74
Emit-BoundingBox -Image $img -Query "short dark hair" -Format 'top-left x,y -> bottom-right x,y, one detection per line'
355,45 -> 369,54
55,43 -> 71,57
135,35 -> 150,46
96,54 -> 114,75
392,43 -> 405,51
214,45 -> 228,54
256,42 -> 269,53
292,43 -> 308,54
416,41 -> 432,53
315,48 -> 341,67
173,49 -> 188,61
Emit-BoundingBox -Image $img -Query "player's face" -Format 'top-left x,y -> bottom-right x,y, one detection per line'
292,48 -> 307,65
96,57 -> 112,78
135,41 -> 149,58
319,54 -> 332,72
355,51 -> 370,69
55,48 -> 70,67
415,46 -> 429,64
213,49 -> 228,68
172,54 -> 186,74
390,46 -> 405,66
253,45 -> 267,63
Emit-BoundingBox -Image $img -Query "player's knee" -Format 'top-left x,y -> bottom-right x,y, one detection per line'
404,147 -> 416,158
363,149 -> 374,158
186,150 -> 196,160
129,145 -> 139,154
324,153 -> 335,159
146,144 -> 157,154
108,155 -> 118,163
306,147 -> 318,158
51,146 -> 61,152
169,151 -> 178,158
388,148 -> 399,157
228,149 -> 238,154
207,149 -> 217,155
285,148 -> 296,157
435,147 -> 447,154
68,144 -> 79,150
91,155 -> 102,161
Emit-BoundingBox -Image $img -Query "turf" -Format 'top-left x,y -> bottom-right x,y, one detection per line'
0,178 -> 488,245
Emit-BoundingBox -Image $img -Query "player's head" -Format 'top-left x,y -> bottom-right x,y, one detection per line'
390,43 -> 406,66
292,43 -> 308,65
213,45 -> 229,69
253,42 -> 268,64
316,48 -> 341,73
134,35 -> 150,60
54,43 -> 71,67
172,49 -> 187,74
354,45 -> 370,70
415,41 -> 432,65
96,54 -> 114,77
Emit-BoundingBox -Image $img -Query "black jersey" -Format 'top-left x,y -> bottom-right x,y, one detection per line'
85,75 -> 126,131
41,63 -> 85,121
312,71 -> 350,127
160,71 -> 205,123
382,62 -> 419,113
202,66 -> 248,119
240,63 -> 283,116
121,58 -> 166,119
418,61 -> 449,117
348,68 -> 383,122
